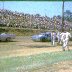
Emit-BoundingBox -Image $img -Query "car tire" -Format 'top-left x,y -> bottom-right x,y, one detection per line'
6,37 -> 11,41
41,37 -> 46,42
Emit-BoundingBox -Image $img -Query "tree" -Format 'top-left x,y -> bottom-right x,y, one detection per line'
64,10 -> 72,22
57,15 -> 62,19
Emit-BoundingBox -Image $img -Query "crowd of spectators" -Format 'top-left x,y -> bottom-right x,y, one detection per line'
0,9 -> 72,31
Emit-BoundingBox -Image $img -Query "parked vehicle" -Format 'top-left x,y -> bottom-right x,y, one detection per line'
0,33 -> 16,41
31,32 -> 52,42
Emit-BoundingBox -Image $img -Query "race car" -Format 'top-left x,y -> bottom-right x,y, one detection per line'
31,32 -> 52,42
0,33 -> 16,41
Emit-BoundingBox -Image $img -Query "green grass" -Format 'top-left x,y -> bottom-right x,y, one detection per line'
0,50 -> 72,72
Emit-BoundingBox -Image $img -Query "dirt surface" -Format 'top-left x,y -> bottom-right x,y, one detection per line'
50,60 -> 72,72
0,36 -> 72,57
0,46 -> 62,57
31,60 -> 72,72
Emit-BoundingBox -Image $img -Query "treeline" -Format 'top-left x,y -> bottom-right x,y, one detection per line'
0,9 -> 72,31
64,10 -> 72,22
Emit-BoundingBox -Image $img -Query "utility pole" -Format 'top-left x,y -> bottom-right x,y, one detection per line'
54,16 -> 56,31
2,1 -> 4,20
62,0 -> 64,32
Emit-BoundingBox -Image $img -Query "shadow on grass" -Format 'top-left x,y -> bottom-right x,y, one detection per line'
26,45 -> 55,48
28,45 -> 54,48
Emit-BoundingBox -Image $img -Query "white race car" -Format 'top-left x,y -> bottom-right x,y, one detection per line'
0,33 -> 16,41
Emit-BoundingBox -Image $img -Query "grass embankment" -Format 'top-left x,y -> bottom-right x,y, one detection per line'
0,51 -> 72,72
0,27 -> 52,36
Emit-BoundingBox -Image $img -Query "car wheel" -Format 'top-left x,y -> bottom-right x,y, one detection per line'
6,37 -> 11,41
41,37 -> 46,42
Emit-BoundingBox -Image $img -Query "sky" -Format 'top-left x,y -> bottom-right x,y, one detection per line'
0,1 -> 72,17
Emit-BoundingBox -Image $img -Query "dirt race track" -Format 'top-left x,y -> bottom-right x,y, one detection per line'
0,36 -> 72,57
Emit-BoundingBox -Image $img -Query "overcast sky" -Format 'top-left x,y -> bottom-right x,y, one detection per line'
0,1 -> 72,17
